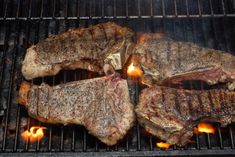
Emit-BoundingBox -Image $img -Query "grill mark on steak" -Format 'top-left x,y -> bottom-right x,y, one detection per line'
176,42 -> 182,72
199,91 -> 211,115
185,91 -> 194,120
166,41 -> 170,62
100,24 -> 108,41
163,88 -> 177,114
135,86 -> 235,146
211,90 -> 222,113
208,90 -> 219,114
196,92 -> 205,117
160,87 -> 167,112
173,89 -> 181,118
18,75 -> 134,146
177,90 -> 190,120
21,22 -> 134,80
133,33 -> 235,87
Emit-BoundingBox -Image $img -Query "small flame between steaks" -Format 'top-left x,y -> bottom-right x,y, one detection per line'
127,63 -> 143,78
194,122 -> 215,134
156,142 -> 171,149
21,126 -> 46,143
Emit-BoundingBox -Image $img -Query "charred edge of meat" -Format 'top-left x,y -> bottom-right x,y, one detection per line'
18,81 -> 32,106
137,32 -> 170,43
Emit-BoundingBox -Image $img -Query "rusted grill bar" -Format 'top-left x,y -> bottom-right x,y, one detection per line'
0,0 -> 235,156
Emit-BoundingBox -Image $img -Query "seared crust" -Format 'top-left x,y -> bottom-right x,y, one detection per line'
136,86 -> 235,146
18,82 -> 32,106
133,33 -> 235,87
18,75 -> 134,146
21,22 -> 134,80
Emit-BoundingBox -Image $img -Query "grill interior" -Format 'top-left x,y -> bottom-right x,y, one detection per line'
0,0 -> 235,156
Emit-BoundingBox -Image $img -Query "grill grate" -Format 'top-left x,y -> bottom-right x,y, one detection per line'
0,0 -> 235,156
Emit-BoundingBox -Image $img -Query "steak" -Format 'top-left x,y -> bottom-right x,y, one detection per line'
131,33 -> 235,89
18,75 -> 135,145
135,86 -> 235,146
22,22 -> 134,80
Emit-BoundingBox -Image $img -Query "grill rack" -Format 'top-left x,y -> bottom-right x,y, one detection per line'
0,0 -> 235,156
1,0 -> 235,20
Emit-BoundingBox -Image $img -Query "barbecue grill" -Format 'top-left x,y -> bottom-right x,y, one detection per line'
0,0 -> 235,156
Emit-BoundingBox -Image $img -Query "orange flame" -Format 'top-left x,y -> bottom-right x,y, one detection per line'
127,63 -> 143,78
156,142 -> 171,149
21,126 -> 46,143
194,122 -> 215,134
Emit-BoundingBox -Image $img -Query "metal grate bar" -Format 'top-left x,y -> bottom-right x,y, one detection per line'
27,0 -> 32,19
0,23 -> 10,100
2,19 -> 21,152
15,0 -> 21,19
36,122 -> 42,151
13,21 -> 22,153
229,126 -> 234,149
125,0 -> 128,17
1,0 -> 235,20
52,0 -> 56,18
221,0 -> 226,15
20,17 -> 31,152
198,0 -> 202,17
185,0 -> 189,16
102,0 -> 104,18
76,0 -> 80,19
3,0 -> 8,19
217,127 -> 223,149
82,127 -> 87,151
137,0 -> 141,17
209,0 -> 214,16
1,13 -> 235,21
135,79 -> 141,151
48,126 -> 52,151
25,117 -> 30,150
206,133 -> 212,149
40,0 -> 44,19
114,0 -> 117,17
161,0 -> 166,17
1,20 -> 11,151
174,0 -> 178,17
150,0 -> 153,17
13,104 -> 21,151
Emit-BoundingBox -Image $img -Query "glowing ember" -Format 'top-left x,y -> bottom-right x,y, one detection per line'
21,126 -> 46,142
127,63 -> 143,78
194,122 -> 215,134
156,142 -> 171,149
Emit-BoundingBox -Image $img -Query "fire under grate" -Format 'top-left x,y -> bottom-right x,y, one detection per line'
0,0 -> 235,156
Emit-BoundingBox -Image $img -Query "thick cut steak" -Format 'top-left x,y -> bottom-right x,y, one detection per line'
22,22 -> 134,80
135,86 -> 235,146
18,75 -> 135,145
132,33 -> 235,89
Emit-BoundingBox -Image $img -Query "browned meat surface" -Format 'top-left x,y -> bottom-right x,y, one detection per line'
131,33 -> 235,88
18,75 -> 135,145
22,22 -> 134,80
135,86 -> 235,146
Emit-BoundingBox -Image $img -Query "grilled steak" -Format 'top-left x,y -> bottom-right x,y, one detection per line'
131,33 -> 235,88
22,22 -> 134,80
18,75 -> 135,145
135,86 -> 235,146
